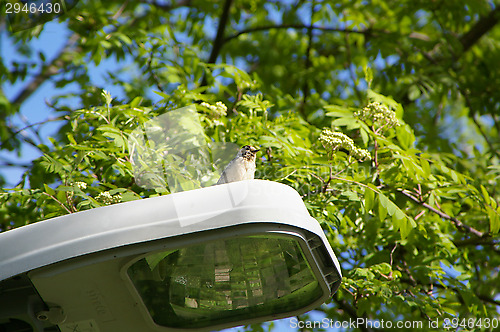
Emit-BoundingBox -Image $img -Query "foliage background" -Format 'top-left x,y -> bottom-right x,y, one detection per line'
1,0 -> 500,331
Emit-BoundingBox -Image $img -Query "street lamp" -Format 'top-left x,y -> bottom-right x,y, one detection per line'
0,180 -> 341,332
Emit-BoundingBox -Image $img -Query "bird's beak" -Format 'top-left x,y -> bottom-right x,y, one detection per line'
252,147 -> 260,152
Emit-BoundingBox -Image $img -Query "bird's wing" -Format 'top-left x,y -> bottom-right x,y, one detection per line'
217,158 -> 247,184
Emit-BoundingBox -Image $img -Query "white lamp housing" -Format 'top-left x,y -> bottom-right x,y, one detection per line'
0,180 -> 341,332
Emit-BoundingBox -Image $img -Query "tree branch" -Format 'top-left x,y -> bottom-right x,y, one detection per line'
42,192 -> 72,214
459,6 -> 500,53
477,294 -> 500,306
199,0 -> 233,87
224,24 -> 377,44
416,6 -> 500,67
454,236 -> 496,247
407,278 -> 500,308
400,189 -> 485,237
146,46 -> 165,93
146,0 -> 192,12
454,84 -> 500,157
206,0 -> 233,64
471,113 -> 499,157
0,158 -> 31,168
344,31 -> 363,103
332,295 -> 377,332
12,34 -> 80,106
299,3 -> 315,119
9,116 -> 68,140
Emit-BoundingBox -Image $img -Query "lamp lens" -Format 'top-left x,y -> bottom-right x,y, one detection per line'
127,235 -> 322,328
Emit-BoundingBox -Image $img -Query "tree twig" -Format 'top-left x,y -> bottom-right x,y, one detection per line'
146,46 -> 165,93
10,116 -> 67,140
42,192 -> 72,214
400,189 -> 485,237
457,86 -> 499,157
323,164 -> 332,193
470,113 -> 498,157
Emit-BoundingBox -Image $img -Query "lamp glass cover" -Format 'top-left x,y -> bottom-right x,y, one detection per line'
127,235 -> 322,329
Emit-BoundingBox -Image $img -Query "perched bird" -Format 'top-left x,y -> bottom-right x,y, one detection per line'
216,145 -> 260,184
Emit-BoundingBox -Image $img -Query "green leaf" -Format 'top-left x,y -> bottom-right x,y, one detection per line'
365,187 -> 375,212
364,65 -> 373,88
359,126 -> 369,146
367,89 -> 404,118
480,185 -> 491,205
67,133 -> 77,145
396,216 -> 413,240
421,157 -> 431,178
371,262 -> 391,275
488,207 -> 499,233
408,84 -> 421,101
331,117 -> 359,128
116,33 -> 132,45
378,194 -> 388,221
130,96 -> 142,108
40,155 -> 66,175
43,184 -> 55,196
324,105 -> 354,117
396,124 -> 415,149
384,194 -> 397,216
57,185 -> 77,192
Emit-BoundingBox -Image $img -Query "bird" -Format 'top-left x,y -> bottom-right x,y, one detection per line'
216,145 -> 260,184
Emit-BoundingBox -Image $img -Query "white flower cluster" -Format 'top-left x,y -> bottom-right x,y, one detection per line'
319,128 -> 371,161
355,101 -> 400,128
75,181 -> 87,190
200,101 -> 227,118
96,191 -> 122,205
